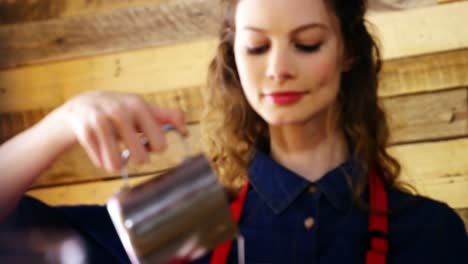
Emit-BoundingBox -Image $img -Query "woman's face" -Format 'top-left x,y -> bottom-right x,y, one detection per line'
234,0 -> 350,126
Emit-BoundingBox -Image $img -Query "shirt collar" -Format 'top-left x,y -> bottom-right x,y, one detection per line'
248,149 -> 360,214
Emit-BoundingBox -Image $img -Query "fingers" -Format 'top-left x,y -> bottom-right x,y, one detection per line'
105,104 -> 148,166
72,118 -> 102,168
73,106 -> 122,172
62,91 -> 188,172
150,105 -> 189,137
92,112 -> 122,172
135,105 -> 168,152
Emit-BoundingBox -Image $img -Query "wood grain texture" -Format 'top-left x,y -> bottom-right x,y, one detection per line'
367,1 -> 468,59
0,0 -> 66,24
0,0 -> 220,69
0,0 -> 168,24
0,39 -> 214,112
3,0 -> 462,25
384,87 -> 468,144
1,0 -> 468,68
368,0 -> 466,12
379,48 -> 468,97
389,138 -> 468,209
438,0 -> 466,3
368,0 -> 436,11
1,0 -> 463,25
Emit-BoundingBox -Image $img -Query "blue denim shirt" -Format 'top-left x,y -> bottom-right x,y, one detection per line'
2,149 -> 468,263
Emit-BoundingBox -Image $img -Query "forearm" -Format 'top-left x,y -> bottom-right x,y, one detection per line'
0,114 -> 75,219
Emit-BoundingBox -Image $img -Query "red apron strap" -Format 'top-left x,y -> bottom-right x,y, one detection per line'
210,182 -> 249,264
366,169 -> 389,264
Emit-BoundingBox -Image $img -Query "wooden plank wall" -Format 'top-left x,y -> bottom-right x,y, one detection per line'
0,0 -> 467,230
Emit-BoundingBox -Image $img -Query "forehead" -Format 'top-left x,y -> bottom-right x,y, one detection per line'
235,0 -> 335,31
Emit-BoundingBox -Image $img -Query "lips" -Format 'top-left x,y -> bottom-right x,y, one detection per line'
263,91 -> 308,105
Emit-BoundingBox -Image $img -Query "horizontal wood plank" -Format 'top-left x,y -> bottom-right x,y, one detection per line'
438,0 -> 467,3
367,1 -> 468,59
1,1 -> 467,68
384,87 -> 468,144
368,0 -> 466,12
0,0 -> 220,69
368,0 -> 436,12
0,39 -> 214,112
3,0 -> 464,25
0,0 -> 168,24
379,48 -> 468,97
389,138 -> 468,209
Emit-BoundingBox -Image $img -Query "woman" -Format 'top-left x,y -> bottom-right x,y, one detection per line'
1,0 -> 467,263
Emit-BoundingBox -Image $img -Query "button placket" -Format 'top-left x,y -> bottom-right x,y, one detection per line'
291,190 -> 320,263
304,184 -> 319,232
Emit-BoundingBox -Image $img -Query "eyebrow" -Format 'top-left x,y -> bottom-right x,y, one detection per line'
242,23 -> 328,35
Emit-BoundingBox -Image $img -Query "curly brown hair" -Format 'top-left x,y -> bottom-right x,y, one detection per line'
202,0 -> 409,204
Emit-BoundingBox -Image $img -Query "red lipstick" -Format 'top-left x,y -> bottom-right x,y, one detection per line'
264,91 -> 307,105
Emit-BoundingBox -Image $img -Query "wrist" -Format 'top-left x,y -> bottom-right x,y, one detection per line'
32,110 -> 77,154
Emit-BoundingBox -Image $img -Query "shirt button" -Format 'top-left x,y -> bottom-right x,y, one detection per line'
308,185 -> 318,193
304,217 -> 315,230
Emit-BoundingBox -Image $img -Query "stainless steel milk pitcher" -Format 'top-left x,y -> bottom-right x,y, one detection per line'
107,126 -> 237,264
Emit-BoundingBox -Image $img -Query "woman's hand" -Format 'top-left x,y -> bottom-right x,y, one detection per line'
47,91 -> 188,172
0,90 -> 186,218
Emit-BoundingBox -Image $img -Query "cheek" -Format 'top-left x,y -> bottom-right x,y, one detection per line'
305,55 -> 342,88
234,56 -> 259,105
235,57 -> 263,93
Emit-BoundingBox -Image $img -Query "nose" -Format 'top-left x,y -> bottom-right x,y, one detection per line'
266,46 -> 295,83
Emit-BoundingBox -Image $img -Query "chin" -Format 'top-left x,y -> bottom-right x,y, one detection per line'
261,113 -> 311,126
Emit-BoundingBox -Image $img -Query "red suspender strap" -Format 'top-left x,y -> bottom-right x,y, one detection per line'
366,169 -> 389,264
210,182 -> 249,264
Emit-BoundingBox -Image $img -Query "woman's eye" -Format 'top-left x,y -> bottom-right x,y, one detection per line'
246,46 -> 269,55
295,43 -> 321,53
